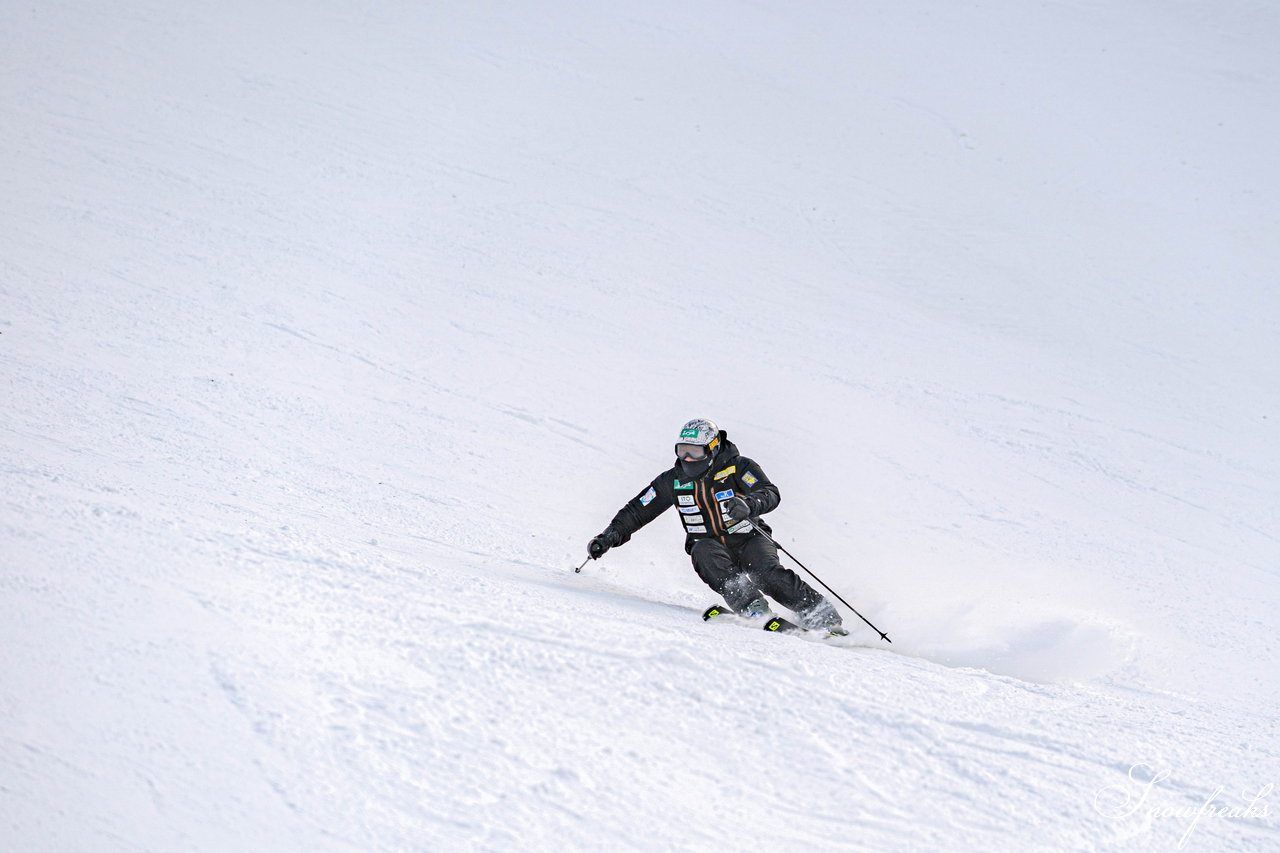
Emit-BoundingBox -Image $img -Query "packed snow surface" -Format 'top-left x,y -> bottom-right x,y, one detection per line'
3,0 -> 1278,850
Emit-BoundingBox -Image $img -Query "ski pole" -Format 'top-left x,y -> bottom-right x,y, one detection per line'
573,556 -> 590,573
744,519 -> 892,643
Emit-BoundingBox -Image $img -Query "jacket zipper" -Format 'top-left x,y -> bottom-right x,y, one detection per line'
698,478 -> 728,545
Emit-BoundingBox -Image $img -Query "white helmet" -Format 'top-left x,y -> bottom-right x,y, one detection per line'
675,418 -> 721,462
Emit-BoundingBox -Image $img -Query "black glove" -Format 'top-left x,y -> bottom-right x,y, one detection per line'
724,495 -> 755,522
588,528 -> 620,560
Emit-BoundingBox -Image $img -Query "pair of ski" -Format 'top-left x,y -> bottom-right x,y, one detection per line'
701,604 -> 846,639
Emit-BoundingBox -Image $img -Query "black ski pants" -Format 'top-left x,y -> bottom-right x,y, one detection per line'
690,534 -> 824,615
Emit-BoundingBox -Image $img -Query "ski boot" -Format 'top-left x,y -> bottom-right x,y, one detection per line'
737,595 -> 773,620
701,596 -> 772,622
800,600 -> 848,638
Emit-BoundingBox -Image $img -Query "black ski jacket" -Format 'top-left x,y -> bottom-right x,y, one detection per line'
606,434 -> 780,554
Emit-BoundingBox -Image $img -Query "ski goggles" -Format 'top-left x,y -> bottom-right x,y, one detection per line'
675,443 -> 710,461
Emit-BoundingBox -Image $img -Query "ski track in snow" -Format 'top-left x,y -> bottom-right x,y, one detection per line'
3,0 -> 1279,850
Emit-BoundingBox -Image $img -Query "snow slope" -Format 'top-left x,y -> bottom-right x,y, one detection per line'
3,0 -> 1278,850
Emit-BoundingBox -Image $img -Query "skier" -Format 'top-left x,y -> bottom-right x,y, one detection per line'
587,418 -> 847,635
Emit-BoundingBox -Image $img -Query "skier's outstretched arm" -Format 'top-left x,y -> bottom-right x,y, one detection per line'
587,478 -> 673,560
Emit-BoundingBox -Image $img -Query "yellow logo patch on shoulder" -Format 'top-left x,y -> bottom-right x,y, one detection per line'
742,471 -> 758,486
713,466 -> 736,481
